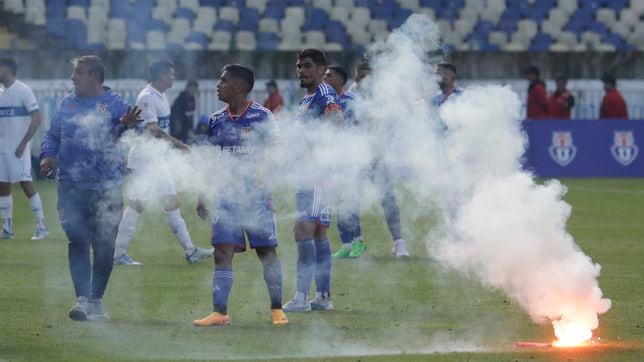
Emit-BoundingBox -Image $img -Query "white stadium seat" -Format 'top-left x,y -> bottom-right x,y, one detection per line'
246,0 -> 268,13
146,30 -> 166,50
219,6 -> 240,24
488,31 -> 508,47
350,30 -> 372,46
453,18 -> 475,38
504,42 -> 527,51
107,19 -> 126,49
557,0 -> 577,15
580,31 -> 602,47
323,42 -> 344,51
208,31 -> 232,50
335,0 -> 355,11
235,31 -> 257,51
596,8 -> 616,27
397,0 -> 421,11
312,0 -> 333,13
90,0 -> 110,9
548,8 -> 569,27
25,0 -> 46,26
610,22 -> 631,39
259,18 -> 279,33
330,7 -> 350,24
418,7 -> 436,21
557,31 -> 578,47
67,6 -> 87,23
285,7 -> 306,25
171,18 -> 191,39
4,0 -> 25,14
541,20 -> 563,38
304,31 -> 326,48
179,0 -> 199,13
152,6 -> 173,25
87,20 -> 106,45
619,9 -> 639,28
464,0 -> 485,13
351,7 -> 371,26
550,42 -> 570,52
631,0 -> 644,14
88,6 -> 108,25
368,20 -> 388,36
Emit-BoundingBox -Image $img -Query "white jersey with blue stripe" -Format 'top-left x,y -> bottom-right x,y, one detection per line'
0,80 -> 39,152
127,84 -> 172,169
136,83 -> 171,132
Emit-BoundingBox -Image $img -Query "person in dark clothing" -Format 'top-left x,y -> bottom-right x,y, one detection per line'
525,65 -> 549,119
599,75 -> 628,120
548,75 -> 575,119
170,80 -> 198,143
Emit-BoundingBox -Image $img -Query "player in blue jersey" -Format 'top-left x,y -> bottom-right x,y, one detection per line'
433,62 -> 464,107
0,57 -> 49,240
192,64 -> 287,326
40,55 -> 141,321
283,49 -> 344,313
322,65 -> 367,259
113,60 -> 212,266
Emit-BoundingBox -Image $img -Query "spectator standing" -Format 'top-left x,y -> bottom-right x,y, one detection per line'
548,75 -> 575,119
170,80 -> 198,143
599,75 -> 628,120
263,80 -> 284,113
525,66 -> 549,119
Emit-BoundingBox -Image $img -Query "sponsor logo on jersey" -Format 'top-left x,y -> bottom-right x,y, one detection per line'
97,103 -> 108,113
611,130 -> 639,166
241,126 -> 252,139
549,131 -> 577,167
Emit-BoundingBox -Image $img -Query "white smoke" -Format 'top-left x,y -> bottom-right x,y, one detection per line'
100,12 -> 611,345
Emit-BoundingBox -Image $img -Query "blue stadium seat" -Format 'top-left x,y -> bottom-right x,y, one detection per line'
420,0 -> 442,10
529,33 -> 552,51
200,0 -> 224,6
301,8 -> 329,31
372,1 -> 399,20
263,4 -> 285,20
325,21 -> 350,48
257,32 -> 279,50
146,19 -> 167,32
287,0 -> 307,6
109,0 -> 131,19
238,9 -> 261,31
68,0 -> 90,6
389,9 -> 413,30
214,20 -> 236,31
186,32 -> 210,48
64,19 -> 87,49
498,19 -> 518,37
127,21 -> 146,43
175,8 -> 196,21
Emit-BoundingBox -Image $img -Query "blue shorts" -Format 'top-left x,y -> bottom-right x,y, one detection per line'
210,192 -> 278,252
295,185 -> 332,228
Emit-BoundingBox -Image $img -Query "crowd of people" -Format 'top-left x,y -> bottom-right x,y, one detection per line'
525,65 -> 629,120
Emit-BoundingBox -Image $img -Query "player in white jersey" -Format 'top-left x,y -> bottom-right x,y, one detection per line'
113,60 -> 213,265
0,57 -> 48,240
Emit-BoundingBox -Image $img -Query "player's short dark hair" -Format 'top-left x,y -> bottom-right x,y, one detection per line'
601,74 -> 616,86
222,63 -> 255,93
525,65 -> 540,77
148,60 -> 174,82
71,55 -> 105,83
328,65 -> 348,85
438,62 -> 456,75
555,74 -> 567,82
356,62 -> 372,72
298,48 -> 327,66
0,57 -> 17,76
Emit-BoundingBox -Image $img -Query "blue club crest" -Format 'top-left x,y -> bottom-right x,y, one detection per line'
611,131 -> 639,166
549,131 -> 577,167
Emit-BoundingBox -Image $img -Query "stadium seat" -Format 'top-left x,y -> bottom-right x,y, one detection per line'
368,19 -> 388,36
596,8 -> 617,27
256,18 -> 276,34
350,7 -> 371,26
246,0 -> 268,13
25,0 -> 47,26
67,6 -> 87,23
285,6 -> 306,25
397,0 -> 421,11
208,30 -> 231,50
186,31 -> 210,50
418,7 -> 436,20
335,0 -> 355,11
235,31 -> 257,50
4,0 -> 25,13
557,31 -> 578,47
619,8 -> 640,28
329,7 -> 350,24
488,31 -> 508,47
179,0 -> 200,13
557,0 -> 577,15
632,0 -> 644,15
256,32 -> 279,50
303,31 -> 326,48
312,0 -> 333,12
87,18 -> 106,47
548,8 -> 569,26
107,18 -> 126,49
541,20 -> 563,38
454,18 -> 476,38
219,6 -> 240,24
146,30 -> 166,50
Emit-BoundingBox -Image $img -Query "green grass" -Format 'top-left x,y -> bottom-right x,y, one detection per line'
0,179 -> 643,361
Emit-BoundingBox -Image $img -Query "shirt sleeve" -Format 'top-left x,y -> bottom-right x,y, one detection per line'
39,100 -> 62,158
136,93 -> 158,126
261,111 -> 280,145
21,85 -> 40,113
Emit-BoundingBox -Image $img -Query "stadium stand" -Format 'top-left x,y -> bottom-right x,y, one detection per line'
1,0 -> 643,51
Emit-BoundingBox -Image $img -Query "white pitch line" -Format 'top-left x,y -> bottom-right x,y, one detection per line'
566,185 -> 644,196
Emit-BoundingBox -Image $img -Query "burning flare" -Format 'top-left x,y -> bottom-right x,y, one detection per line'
553,320 -> 593,347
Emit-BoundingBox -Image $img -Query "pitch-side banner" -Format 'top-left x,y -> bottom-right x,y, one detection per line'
523,120 -> 643,178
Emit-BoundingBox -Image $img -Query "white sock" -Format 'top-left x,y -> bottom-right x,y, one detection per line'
165,209 -> 195,253
294,291 -> 307,303
352,236 -> 362,243
28,194 -> 46,230
343,243 -> 351,250
0,195 -> 12,233
114,207 -> 141,257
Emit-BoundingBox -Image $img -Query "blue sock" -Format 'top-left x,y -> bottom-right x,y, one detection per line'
296,239 -> 316,298
212,267 -> 233,314
314,239 -> 332,297
263,260 -> 283,309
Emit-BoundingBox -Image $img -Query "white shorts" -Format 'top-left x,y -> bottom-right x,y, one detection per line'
0,150 -> 33,183
126,163 -> 177,201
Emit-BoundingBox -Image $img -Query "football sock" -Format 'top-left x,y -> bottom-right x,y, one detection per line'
28,193 -> 46,230
314,239 -> 332,297
164,208 -> 195,253
0,195 -> 12,233
295,239 -> 316,297
262,260 -> 283,310
212,267 -> 233,315
114,207 -> 140,257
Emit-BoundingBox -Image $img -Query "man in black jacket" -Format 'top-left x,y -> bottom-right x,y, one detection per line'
170,80 -> 198,143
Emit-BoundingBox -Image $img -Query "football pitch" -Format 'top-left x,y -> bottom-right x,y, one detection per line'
0,179 -> 642,361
